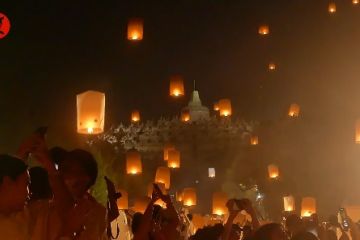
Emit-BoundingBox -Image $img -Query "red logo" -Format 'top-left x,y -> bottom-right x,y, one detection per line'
0,13 -> 11,39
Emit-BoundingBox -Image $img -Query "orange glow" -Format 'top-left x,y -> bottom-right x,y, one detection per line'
212,192 -> 228,216
283,195 -> 295,212
181,110 -> 190,122
167,149 -> 180,169
268,164 -> 279,179
288,103 -> 300,117
355,120 -> 360,144
127,18 -> 143,41
268,63 -> 276,71
77,90 -> 105,135
126,150 -> 142,175
155,167 -> 171,189
250,136 -> 259,145
117,190 -> 128,210
301,197 -> 316,217
163,143 -> 175,161
182,188 -> 197,206
258,25 -> 270,35
353,0 -> 359,5
328,3 -> 336,13
133,197 -> 151,213
169,75 -> 185,97
176,190 -> 183,202
218,99 -> 232,117
213,102 -> 220,111
131,110 -> 141,123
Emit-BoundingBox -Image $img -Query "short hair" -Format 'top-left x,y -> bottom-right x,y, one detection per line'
286,214 -> 302,228
291,231 -> 318,240
0,155 -> 28,183
253,223 -> 282,240
59,149 -> 98,188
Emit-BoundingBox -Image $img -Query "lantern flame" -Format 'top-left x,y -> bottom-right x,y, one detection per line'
87,127 -> 94,134
353,0 -> 359,4
328,3 -> 336,13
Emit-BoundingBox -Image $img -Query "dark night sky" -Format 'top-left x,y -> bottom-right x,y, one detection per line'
1,0 -> 360,212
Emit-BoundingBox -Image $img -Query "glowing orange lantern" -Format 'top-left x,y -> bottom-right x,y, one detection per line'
268,63 -> 276,71
258,25 -> 270,35
133,196 -> 151,213
131,110 -> 140,123
117,189 -> 128,210
167,149 -> 180,169
250,136 -> 259,145
127,18 -> 143,41
208,168 -> 216,178
268,164 -> 279,179
181,110 -> 190,122
301,197 -> 316,217
328,3 -> 336,13
214,102 -> 220,111
355,120 -> 360,144
183,188 -> 197,206
353,0 -> 359,5
155,167 -> 171,189
163,143 -> 175,161
77,90 -> 105,134
288,103 -> 300,117
169,75 -> 185,97
283,195 -> 295,212
176,190 -> 183,202
218,99 -> 232,117
126,150 -> 142,175
212,192 -> 228,215
192,214 -> 205,232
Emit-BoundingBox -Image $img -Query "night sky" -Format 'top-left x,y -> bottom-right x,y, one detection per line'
1,1 -> 360,212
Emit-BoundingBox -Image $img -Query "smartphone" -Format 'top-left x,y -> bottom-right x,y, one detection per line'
339,208 -> 350,231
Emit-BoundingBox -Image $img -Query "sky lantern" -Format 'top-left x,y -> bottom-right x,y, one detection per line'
181,110 -> 190,122
169,75 -> 185,97
353,0 -> 359,5
77,90 -> 105,134
250,136 -> 259,146
192,214 -> 206,232
133,197 -> 151,213
127,18 -> 143,41
288,103 -> 300,117
155,167 -> 171,189
117,189 -> 129,210
213,102 -> 220,111
355,120 -> 360,144
176,190 -> 183,202
183,188 -> 197,206
212,192 -> 229,215
328,3 -> 336,13
268,63 -> 276,71
283,195 -> 295,212
268,164 -> 279,179
218,99 -> 232,117
258,25 -> 270,35
208,168 -> 216,178
126,149 -> 142,175
168,149 -> 180,169
301,197 -> 316,217
163,143 -> 175,161
131,110 -> 141,123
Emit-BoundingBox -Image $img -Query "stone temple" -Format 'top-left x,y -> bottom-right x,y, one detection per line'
182,88 -> 210,122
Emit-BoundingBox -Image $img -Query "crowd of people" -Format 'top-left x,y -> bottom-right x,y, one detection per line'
0,132 -> 359,240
